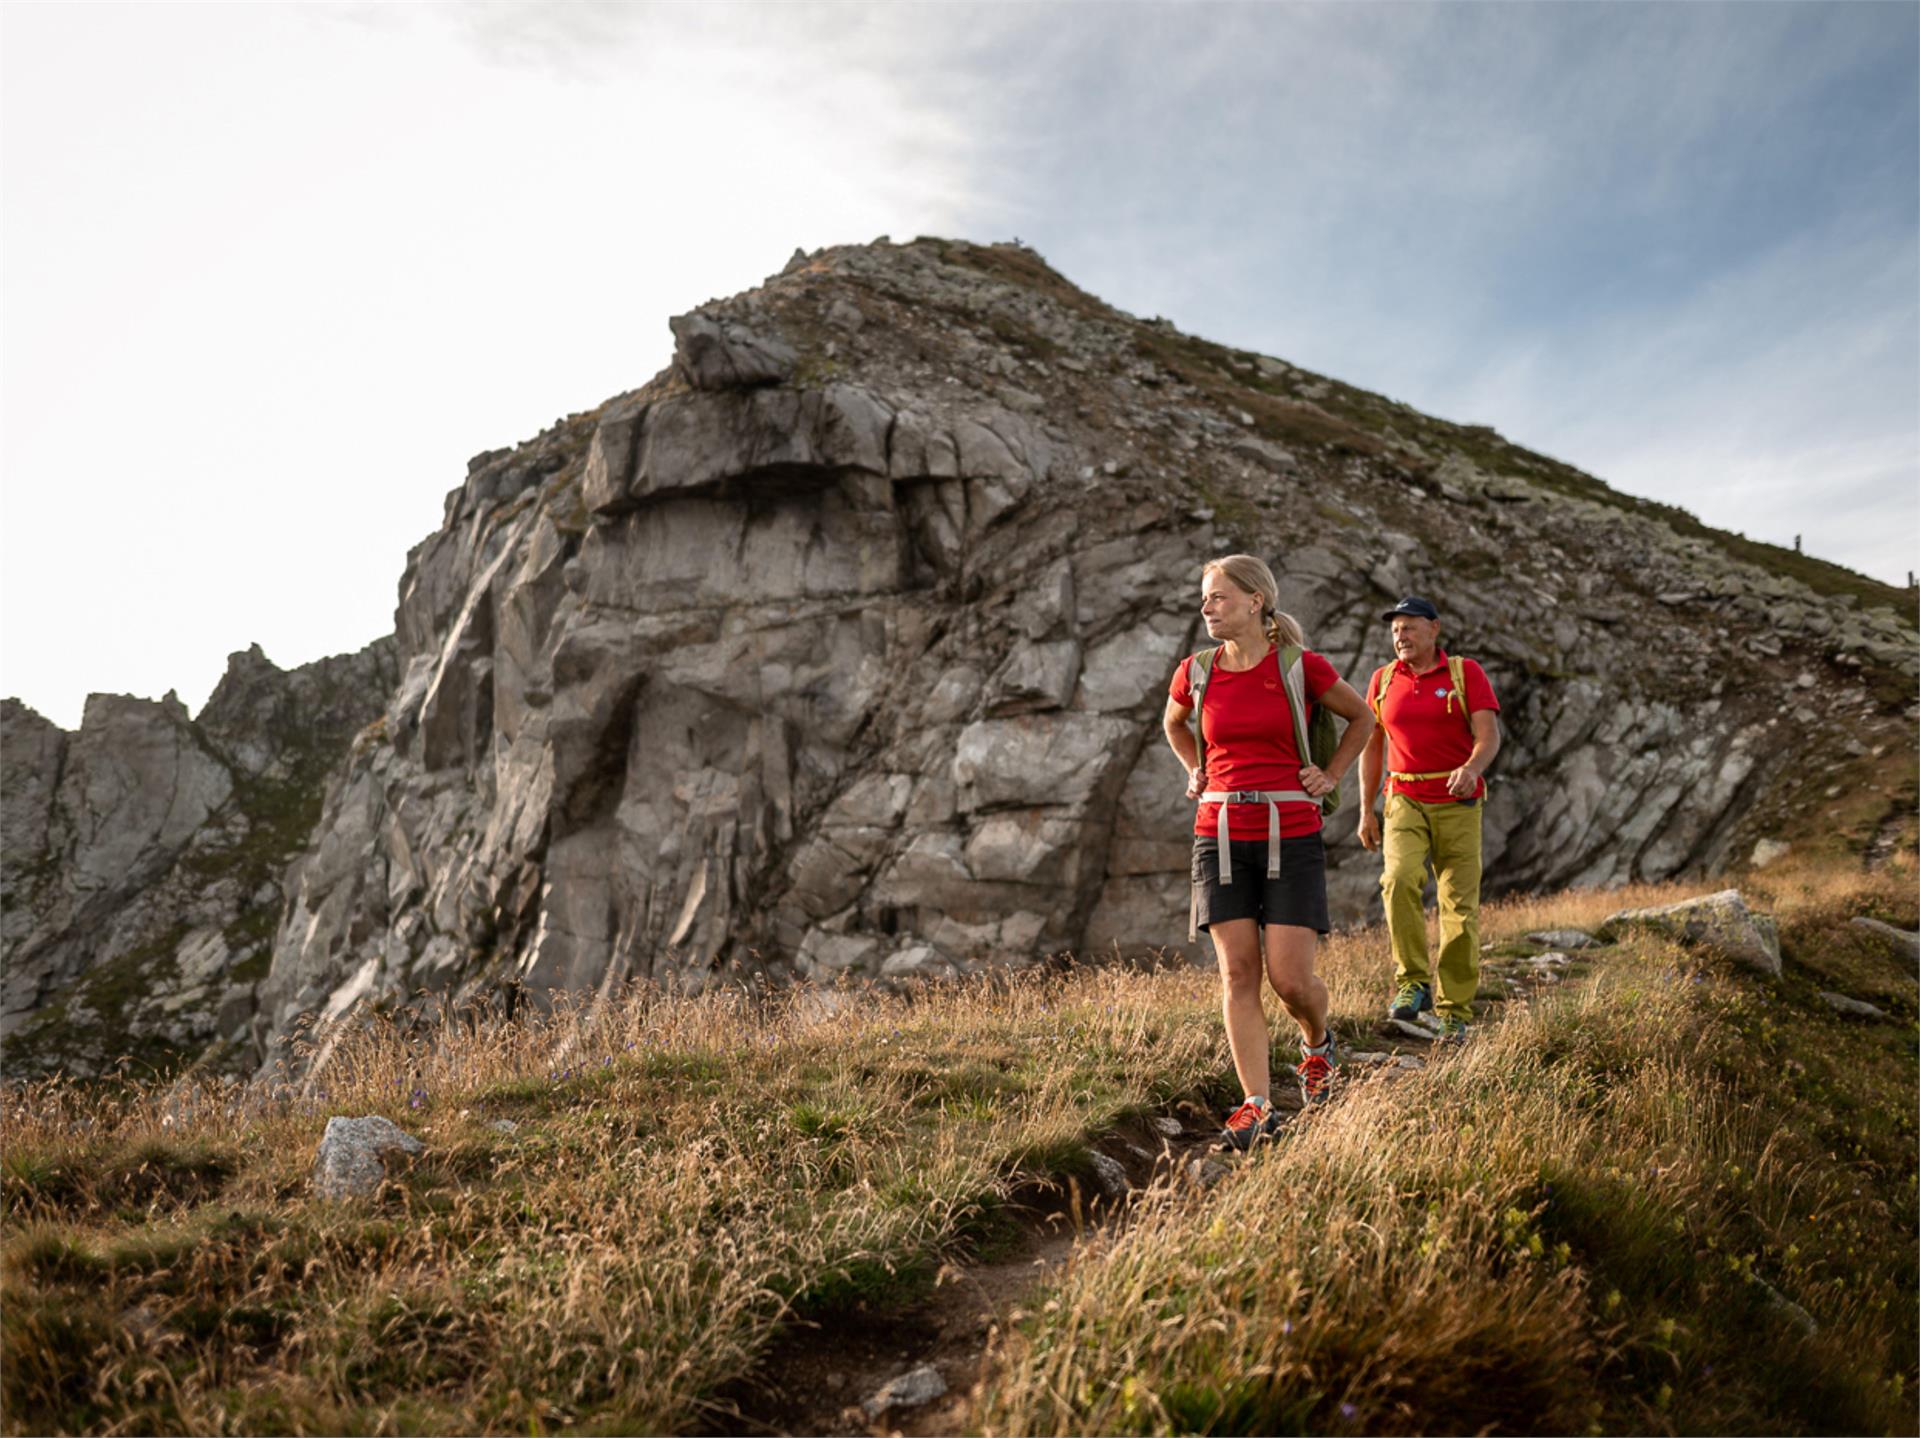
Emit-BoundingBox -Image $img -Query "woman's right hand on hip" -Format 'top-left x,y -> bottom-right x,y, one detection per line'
1186,767 -> 1206,800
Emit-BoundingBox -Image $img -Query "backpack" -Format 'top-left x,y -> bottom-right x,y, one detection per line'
1187,643 -> 1341,816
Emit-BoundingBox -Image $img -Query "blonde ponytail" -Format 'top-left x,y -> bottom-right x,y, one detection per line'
1205,554 -> 1308,650
1266,610 -> 1305,648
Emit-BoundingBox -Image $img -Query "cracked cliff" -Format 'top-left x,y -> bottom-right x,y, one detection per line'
4,237 -> 1914,1078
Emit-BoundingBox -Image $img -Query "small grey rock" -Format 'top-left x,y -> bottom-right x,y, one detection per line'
862,1363 -> 946,1418
1818,991 -> 1889,1021
1750,838 -> 1791,869
1150,1116 -> 1182,1138
1346,1050 -> 1392,1067
1752,1277 -> 1818,1334
487,1118 -> 520,1135
1525,929 -> 1598,950
312,1115 -> 424,1200
1186,1157 -> 1229,1189
1087,1151 -> 1131,1197
1388,1018 -> 1436,1042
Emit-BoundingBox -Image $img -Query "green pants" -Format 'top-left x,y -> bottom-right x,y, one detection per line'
1381,793 -> 1483,1021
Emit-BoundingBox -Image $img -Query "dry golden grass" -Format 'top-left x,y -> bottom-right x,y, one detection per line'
2,858 -> 1913,1435
2,968 -> 1236,1435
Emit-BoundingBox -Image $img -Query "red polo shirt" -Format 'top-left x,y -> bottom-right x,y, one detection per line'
1170,647 -> 1339,839
1370,651 -> 1499,804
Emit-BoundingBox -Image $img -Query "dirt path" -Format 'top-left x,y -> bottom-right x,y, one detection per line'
715,954 -> 1575,1436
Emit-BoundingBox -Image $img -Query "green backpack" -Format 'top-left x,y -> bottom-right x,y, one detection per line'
1187,643 -> 1342,816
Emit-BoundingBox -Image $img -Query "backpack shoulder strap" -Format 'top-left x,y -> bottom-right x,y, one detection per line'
1448,654 -> 1468,721
1369,664 -> 1393,721
1187,647 -> 1219,773
1277,644 -> 1312,762
1188,647 -> 1219,709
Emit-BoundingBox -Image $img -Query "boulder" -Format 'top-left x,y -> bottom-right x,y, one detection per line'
312,1115 -> 425,1199
668,311 -> 797,389
1598,890 -> 1781,977
1849,916 -> 1920,963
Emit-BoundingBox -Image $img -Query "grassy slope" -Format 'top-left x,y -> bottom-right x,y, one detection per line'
981,857 -> 1919,1437
3,855 -> 1915,1436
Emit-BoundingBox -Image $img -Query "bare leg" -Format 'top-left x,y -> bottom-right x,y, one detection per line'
1263,924 -> 1329,1048
1209,917 -> 1270,1100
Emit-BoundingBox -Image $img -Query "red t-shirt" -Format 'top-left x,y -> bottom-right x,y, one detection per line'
1169,647 -> 1340,839
1370,652 -> 1499,804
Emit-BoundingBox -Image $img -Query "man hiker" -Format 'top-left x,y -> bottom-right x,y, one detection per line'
1356,596 -> 1501,1043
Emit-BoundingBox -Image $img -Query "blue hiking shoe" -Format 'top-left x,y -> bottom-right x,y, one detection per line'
1389,981 -> 1433,1022
1437,1014 -> 1471,1045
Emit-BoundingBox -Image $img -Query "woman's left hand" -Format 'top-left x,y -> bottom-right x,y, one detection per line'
1300,764 -> 1335,798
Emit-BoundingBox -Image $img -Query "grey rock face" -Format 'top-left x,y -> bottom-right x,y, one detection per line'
1598,890 -> 1782,977
311,1114 -> 424,1199
668,311 -> 798,390
1,641 -> 395,1077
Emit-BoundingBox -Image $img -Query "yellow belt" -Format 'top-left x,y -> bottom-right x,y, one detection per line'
1389,770 -> 1454,781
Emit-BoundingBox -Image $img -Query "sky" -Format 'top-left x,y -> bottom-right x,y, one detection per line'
3,1 -> 1915,731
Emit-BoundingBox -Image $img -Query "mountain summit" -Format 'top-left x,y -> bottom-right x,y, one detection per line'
4,237 -> 1913,1077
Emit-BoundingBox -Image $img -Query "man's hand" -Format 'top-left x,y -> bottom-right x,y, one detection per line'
1357,808 -> 1381,851
1445,765 -> 1480,798
1186,766 -> 1206,800
1299,764 -> 1335,799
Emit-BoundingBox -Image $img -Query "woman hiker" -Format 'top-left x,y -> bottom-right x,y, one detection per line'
1162,554 -> 1375,1150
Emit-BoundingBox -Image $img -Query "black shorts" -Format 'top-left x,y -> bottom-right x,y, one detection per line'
1191,833 -> 1330,935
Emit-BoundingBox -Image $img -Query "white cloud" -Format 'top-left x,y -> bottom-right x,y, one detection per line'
2,3 -> 989,729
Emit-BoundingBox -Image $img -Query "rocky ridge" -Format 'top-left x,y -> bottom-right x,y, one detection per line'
2,641 -> 394,1076
2,237 -> 1913,1079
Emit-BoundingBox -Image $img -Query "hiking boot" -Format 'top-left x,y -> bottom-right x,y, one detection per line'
1388,981 -> 1433,1022
1219,1096 -> 1279,1151
1437,1014 -> 1470,1045
1297,1032 -> 1338,1106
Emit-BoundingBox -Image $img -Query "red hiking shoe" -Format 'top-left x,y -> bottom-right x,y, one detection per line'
1297,1032 -> 1338,1106
1219,1096 -> 1279,1151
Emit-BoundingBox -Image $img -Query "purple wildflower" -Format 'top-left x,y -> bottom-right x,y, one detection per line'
1340,1402 -> 1359,1421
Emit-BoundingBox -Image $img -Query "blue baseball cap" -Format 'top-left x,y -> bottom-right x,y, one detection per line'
1381,596 -> 1440,622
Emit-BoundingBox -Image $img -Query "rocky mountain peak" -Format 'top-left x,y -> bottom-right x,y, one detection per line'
2,641 -> 395,1077
5,236 -> 1913,1080
246,236 -> 1915,1072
